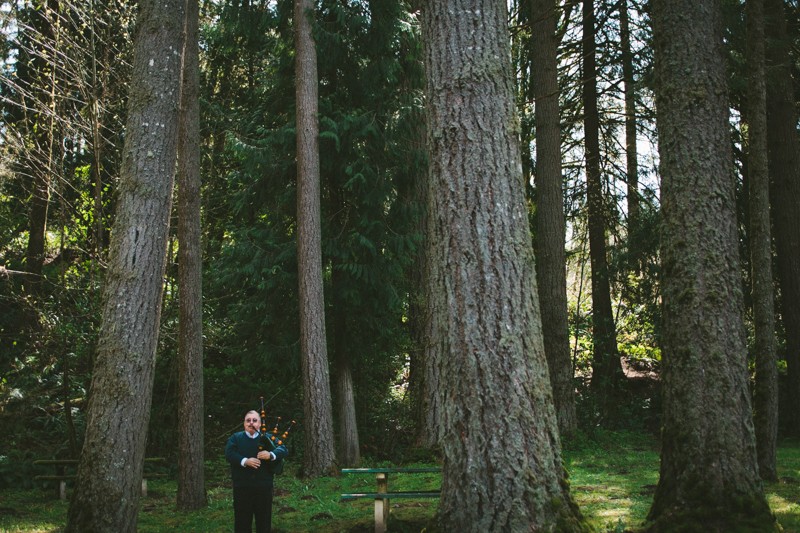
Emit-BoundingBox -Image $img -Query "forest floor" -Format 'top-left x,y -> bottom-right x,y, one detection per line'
1,430 -> 798,532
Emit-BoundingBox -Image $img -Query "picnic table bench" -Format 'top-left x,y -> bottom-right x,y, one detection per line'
341,467 -> 441,533
33,457 -> 167,500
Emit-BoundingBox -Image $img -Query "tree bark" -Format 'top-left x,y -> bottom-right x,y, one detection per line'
25,159 -> 51,277
620,0 -> 641,268
332,266 -> 361,466
65,0 -> 186,530
421,0 -> 589,530
583,0 -> 623,415
389,38 -> 435,448
176,0 -> 207,510
765,0 -> 800,438
22,0 -> 60,280
407,104 -> 435,449
530,0 -> 577,437
88,0 -> 107,262
647,0 -> 776,528
333,353 -> 360,466
746,0 -> 778,483
295,0 -> 336,477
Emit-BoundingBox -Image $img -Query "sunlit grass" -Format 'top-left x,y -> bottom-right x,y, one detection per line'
768,442 -> 800,533
564,430 -> 659,532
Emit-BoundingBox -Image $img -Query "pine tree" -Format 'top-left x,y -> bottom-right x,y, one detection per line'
65,0 -> 185,529
746,0 -> 778,482
176,0 -> 207,509
530,0 -> 577,436
295,0 -> 336,477
421,0 -> 589,529
766,0 -> 800,439
647,0 -> 776,528
583,0 -> 623,418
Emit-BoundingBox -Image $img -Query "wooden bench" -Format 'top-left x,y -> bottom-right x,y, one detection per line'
341,467 -> 441,533
33,458 -> 167,500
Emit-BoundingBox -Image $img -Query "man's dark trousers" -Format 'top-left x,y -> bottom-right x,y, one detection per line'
233,485 -> 273,533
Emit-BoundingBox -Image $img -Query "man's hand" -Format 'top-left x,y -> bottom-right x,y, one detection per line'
244,457 -> 261,468
257,450 -> 272,461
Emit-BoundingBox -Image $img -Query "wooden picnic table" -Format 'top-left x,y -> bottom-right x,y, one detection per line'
341,467 -> 441,533
33,457 -> 167,500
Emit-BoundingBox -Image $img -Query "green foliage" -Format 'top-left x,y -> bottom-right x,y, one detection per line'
197,0 -> 426,459
0,0 -> 134,473
0,265 -> 97,463
0,0 -> 428,477
567,192 -> 663,432
0,450 -> 37,491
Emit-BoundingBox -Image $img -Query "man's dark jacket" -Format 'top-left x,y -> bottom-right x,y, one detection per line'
225,431 -> 288,488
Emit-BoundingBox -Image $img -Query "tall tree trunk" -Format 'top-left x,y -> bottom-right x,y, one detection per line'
331,265 -> 360,467
530,0 -> 577,437
295,0 -> 336,477
176,0 -> 207,510
333,351 -> 360,466
583,0 -> 622,415
25,162 -> 51,277
327,175 -> 359,466
765,0 -> 800,438
396,58 -> 433,448
23,0 -> 59,280
647,0 -> 776,528
421,1 -> 589,530
89,0 -> 106,262
410,125 -> 436,448
747,0 -> 778,483
62,347 -> 79,457
620,0 -> 641,267
64,0 -> 186,530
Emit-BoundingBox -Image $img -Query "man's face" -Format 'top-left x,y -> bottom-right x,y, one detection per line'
244,412 -> 260,434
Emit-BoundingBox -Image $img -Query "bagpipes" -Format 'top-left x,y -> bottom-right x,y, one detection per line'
258,396 -> 296,453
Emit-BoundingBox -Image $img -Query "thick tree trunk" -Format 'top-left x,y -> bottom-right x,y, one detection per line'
530,0 -> 577,437
583,0 -> 622,415
647,0 -> 776,529
765,0 -> 800,438
65,0 -> 185,530
295,0 -> 336,477
421,1 -> 589,530
746,0 -> 778,483
176,0 -> 207,510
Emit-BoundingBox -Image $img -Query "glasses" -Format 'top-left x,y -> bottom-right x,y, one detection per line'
245,418 -> 259,423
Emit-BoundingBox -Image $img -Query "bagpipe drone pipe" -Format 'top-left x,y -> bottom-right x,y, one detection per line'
258,396 -> 297,454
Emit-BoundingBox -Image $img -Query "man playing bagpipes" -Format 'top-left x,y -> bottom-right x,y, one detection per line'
225,399 -> 292,533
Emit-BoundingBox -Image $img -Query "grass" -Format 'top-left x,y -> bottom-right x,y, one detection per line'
564,432 -> 800,532
564,430 -> 661,531
1,431 -> 799,532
